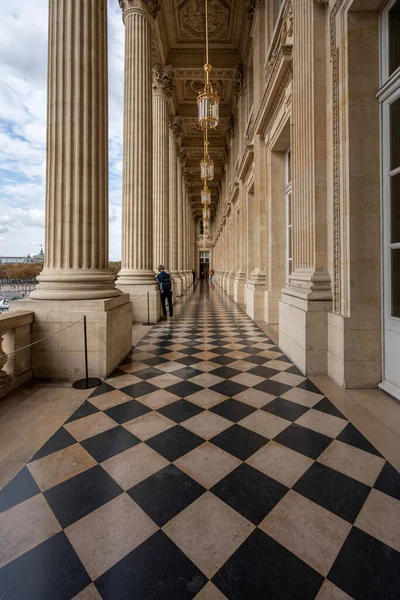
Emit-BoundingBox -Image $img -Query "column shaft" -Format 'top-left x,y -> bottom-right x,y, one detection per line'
32,0 -> 118,300
168,127 -> 178,274
118,2 -> 156,285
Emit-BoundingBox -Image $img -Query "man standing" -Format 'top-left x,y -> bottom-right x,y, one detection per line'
156,266 -> 173,320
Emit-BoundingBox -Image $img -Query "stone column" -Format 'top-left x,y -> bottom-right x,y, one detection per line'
31,0 -> 119,301
169,116 -> 182,296
152,64 -> 174,269
117,0 -> 160,322
227,215 -> 235,297
17,0 -> 132,380
234,194 -> 246,305
177,149 -> 187,290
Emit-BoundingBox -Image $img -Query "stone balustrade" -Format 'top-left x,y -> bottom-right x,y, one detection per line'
0,310 -> 34,400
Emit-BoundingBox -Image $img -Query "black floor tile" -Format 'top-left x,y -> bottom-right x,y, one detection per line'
337,423 -> 383,457
296,379 -> 322,394
65,400 -> 99,423
0,532 -> 90,600
143,357 -> 169,367
294,462 -> 370,523
263,398 -> 309,422
30,427 -> 76,462
211,424 -> 269,460
210,380 -> 248,398
212,463 -> 288,525
158,399 -> 204,423
374,462 -> 400,501
81,426 -> 141,463
212,529 -> 324,600
146,425 -> 204,462
254,379 -> 292,396
164,381 -> 203,398
274,423 -> 333,459
243,355 -> 272,365
104,399 -> 151,424
211,398 -> 256,422
313,397 -> 346,419
240,346 -> 264,354
287,365 -> 305,376
209,355 -> 237,365
106,368 -> 127,379
210,366 -> 241,379
328,527 -> 400,600
211,347 -> 232,355
175,356 -> 203,366
0,467 -> 40,512
134,367 -> 165,380
248,365 -> 282,378
172,367 -> 204,380
119,381 -> 159,398
128,464 -> 205,526
179,347 -> 202,355
89,382 -> 116,398
95,530 -> 207,600
44,465 -> 123,528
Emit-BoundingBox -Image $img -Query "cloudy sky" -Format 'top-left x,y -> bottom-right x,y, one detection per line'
0,0 -> 125,260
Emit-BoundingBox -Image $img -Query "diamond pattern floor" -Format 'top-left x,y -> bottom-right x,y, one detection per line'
1,283 -> 400,599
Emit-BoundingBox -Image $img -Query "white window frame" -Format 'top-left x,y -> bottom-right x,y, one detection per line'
379,0 -> 400,399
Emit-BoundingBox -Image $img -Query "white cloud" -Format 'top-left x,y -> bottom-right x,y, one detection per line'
0,0 -> 124,258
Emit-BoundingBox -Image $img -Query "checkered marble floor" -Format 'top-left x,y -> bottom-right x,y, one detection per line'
1,284 -> 400,599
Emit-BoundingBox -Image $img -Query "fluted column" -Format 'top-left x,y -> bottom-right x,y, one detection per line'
118,0 -> 159,293
168,117 -> 181,281
177,149 -> 186,289
152,64 -> 173,269
32,0 -> 118,300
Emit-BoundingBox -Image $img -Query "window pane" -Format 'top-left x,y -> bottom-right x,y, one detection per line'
392,248 -> 400,317
391,98 -> 400,170
389,0 -> 400,76
391,173 -> 400,243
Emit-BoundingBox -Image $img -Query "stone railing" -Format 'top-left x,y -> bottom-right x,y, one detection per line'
0,310 -> 34,400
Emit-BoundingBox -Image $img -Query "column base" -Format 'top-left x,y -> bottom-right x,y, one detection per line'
31,269 -> 121,300
279,289 -> 332,376
172,273 -> 183,298
227,271 -> 236,297
10,295 -> 132,380
328,310 -> 382,389
179,271 -> 187,292
264,288 -> 281,325
246,270 -> 266,321
117,283 -> 161,323
234,271 -> 246,305
222,271 -> 229,291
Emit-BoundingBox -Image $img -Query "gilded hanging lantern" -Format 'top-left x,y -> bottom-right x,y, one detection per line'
201,184 -> 211,205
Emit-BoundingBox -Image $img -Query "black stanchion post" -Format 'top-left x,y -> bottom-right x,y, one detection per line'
73,315 -> 102,390
142,291 -> 156,326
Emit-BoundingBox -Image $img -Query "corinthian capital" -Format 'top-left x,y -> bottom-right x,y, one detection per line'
178,146 -> 187,167
169,115 -> 183,140
152,64 -> 175,97
119,0 -> 161,20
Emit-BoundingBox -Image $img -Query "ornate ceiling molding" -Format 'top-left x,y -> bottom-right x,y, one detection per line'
152,64 -> 175,97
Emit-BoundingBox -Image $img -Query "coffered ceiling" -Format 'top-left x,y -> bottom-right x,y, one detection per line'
152,0 -> 252,217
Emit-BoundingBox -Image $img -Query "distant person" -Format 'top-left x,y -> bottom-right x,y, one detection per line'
209,268 -> 214,283
156,266 -> 173,320
192,269 -> 196,284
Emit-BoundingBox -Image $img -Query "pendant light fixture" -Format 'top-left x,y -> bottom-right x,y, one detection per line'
197,0 -> 220,129
200,127 -> 214,182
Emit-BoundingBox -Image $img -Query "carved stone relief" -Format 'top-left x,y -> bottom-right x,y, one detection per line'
178,0 -> 230,41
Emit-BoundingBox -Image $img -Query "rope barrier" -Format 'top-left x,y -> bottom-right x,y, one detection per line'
0,317 -> 85,360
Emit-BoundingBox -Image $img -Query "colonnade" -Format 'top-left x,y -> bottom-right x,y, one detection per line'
17,0 -> 195,380
33,0 -> 195,323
